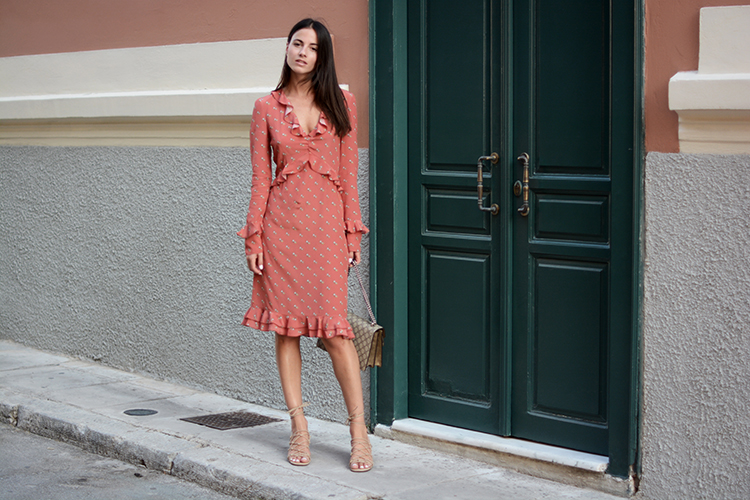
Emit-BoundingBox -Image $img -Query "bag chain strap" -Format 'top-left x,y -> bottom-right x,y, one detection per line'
351,264 -> 377,326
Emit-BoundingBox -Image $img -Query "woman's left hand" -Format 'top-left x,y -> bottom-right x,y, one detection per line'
348,251 -> 361,267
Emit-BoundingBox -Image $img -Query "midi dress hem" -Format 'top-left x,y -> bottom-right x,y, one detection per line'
242,306 -> 355,339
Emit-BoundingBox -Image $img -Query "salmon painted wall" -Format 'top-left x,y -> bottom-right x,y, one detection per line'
9,0 -> 745,152
0,0 -> 370,146
645,0 -> 749,152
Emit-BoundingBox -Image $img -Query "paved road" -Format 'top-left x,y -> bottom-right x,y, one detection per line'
0,424 -> 237,500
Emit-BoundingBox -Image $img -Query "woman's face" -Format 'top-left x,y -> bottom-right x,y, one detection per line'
286,28 -> 318,76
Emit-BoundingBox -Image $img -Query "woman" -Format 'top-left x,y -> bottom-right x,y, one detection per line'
237,18 -> 372,472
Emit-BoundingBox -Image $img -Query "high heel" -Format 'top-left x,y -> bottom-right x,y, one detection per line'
346,408 -> 373,472
287,403 -> 310,466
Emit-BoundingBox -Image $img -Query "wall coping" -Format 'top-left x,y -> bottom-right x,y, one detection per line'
0,38 -> 286,146
669,5 -> 750,154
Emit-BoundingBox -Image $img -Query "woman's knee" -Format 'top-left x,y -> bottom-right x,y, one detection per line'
276,334 -> 300,350
320,336 -> 350,354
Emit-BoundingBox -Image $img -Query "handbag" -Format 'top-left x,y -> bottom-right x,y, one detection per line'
317,264 -> 385,371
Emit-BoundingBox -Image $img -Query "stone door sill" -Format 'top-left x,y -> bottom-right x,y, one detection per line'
374,418 -> 635,497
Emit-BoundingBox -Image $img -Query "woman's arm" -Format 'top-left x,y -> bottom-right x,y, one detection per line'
338,92 -> 369,257
238,99 -> 273,271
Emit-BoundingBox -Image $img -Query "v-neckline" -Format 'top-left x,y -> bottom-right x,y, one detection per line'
283,91 -> 321,136
295,110 -> 320,136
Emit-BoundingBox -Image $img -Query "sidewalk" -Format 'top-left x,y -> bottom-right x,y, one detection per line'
0,340 -> 621,500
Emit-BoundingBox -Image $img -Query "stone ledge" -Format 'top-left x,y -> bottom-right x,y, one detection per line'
376,418 -> 635,497
0,38 -> 283,146
669,6 -> 750,154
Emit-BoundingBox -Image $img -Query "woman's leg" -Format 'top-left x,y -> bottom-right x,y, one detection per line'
320,336 -> 373,471
275,334 -> 309,465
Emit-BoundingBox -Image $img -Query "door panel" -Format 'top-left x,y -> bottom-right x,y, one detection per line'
426,251 -> 491,402
534,195 -> 609,242
427,189 -> 490,234
533,259 -> 607,421
408,0 -> 503,434
512,0 -> 613,454
427,0 -> 487,167
535,0 -> 607,171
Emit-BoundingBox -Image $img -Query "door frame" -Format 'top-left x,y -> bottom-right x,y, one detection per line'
368,0 -> 644,478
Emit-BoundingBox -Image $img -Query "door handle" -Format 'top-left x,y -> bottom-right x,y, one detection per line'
514,152 -> 530,216
477,152 -> 499,215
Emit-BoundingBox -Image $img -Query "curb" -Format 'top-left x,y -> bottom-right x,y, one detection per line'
0,390 -> 367,500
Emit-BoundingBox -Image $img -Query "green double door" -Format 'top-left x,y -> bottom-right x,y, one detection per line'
407,0 -> 635,457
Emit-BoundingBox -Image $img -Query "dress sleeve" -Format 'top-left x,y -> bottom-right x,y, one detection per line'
339,92 -> 369,253
237,99 -> 273,255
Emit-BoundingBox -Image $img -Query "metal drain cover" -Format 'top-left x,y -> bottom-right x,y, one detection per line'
180,411 -> 281,430
124,409 -> 158,416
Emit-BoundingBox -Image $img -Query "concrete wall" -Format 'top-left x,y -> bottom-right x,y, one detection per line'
0,145 -> 371,423
639,152 -> 750,499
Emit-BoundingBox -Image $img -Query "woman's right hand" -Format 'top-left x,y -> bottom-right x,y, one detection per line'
247,253 -> 264,275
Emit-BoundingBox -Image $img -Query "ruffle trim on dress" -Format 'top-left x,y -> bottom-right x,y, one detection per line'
269,91 -> 345,194
345,220 -> 370,236
242,306 -> 355,339
270,156 -> 344,194
272,90 -> 329,139
236,221 -> 262,240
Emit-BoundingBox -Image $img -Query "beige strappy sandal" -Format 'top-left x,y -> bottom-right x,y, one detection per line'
346,409 -> 373,472
287,403 -> 310,466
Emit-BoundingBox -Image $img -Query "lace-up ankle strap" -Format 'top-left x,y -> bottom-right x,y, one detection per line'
346,406 -> 366,426
287,402 -> 309,419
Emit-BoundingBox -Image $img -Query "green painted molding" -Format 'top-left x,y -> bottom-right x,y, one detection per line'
369,0 -> 410,424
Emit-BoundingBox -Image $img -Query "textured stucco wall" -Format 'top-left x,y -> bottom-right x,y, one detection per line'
639,152 -> 750,499
0,145 -> 371,423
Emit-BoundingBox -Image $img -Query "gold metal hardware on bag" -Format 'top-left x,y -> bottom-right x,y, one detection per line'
517,152 -> 530,216
477,152 -> 499,215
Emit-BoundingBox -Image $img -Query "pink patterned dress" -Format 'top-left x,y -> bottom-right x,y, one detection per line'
237,90 -> 368,339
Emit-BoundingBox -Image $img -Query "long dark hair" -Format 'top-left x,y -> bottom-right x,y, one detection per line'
276,18 -> 352,138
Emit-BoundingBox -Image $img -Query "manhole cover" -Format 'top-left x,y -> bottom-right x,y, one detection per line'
180,411 -> 281,430
124,409 -> 158,416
